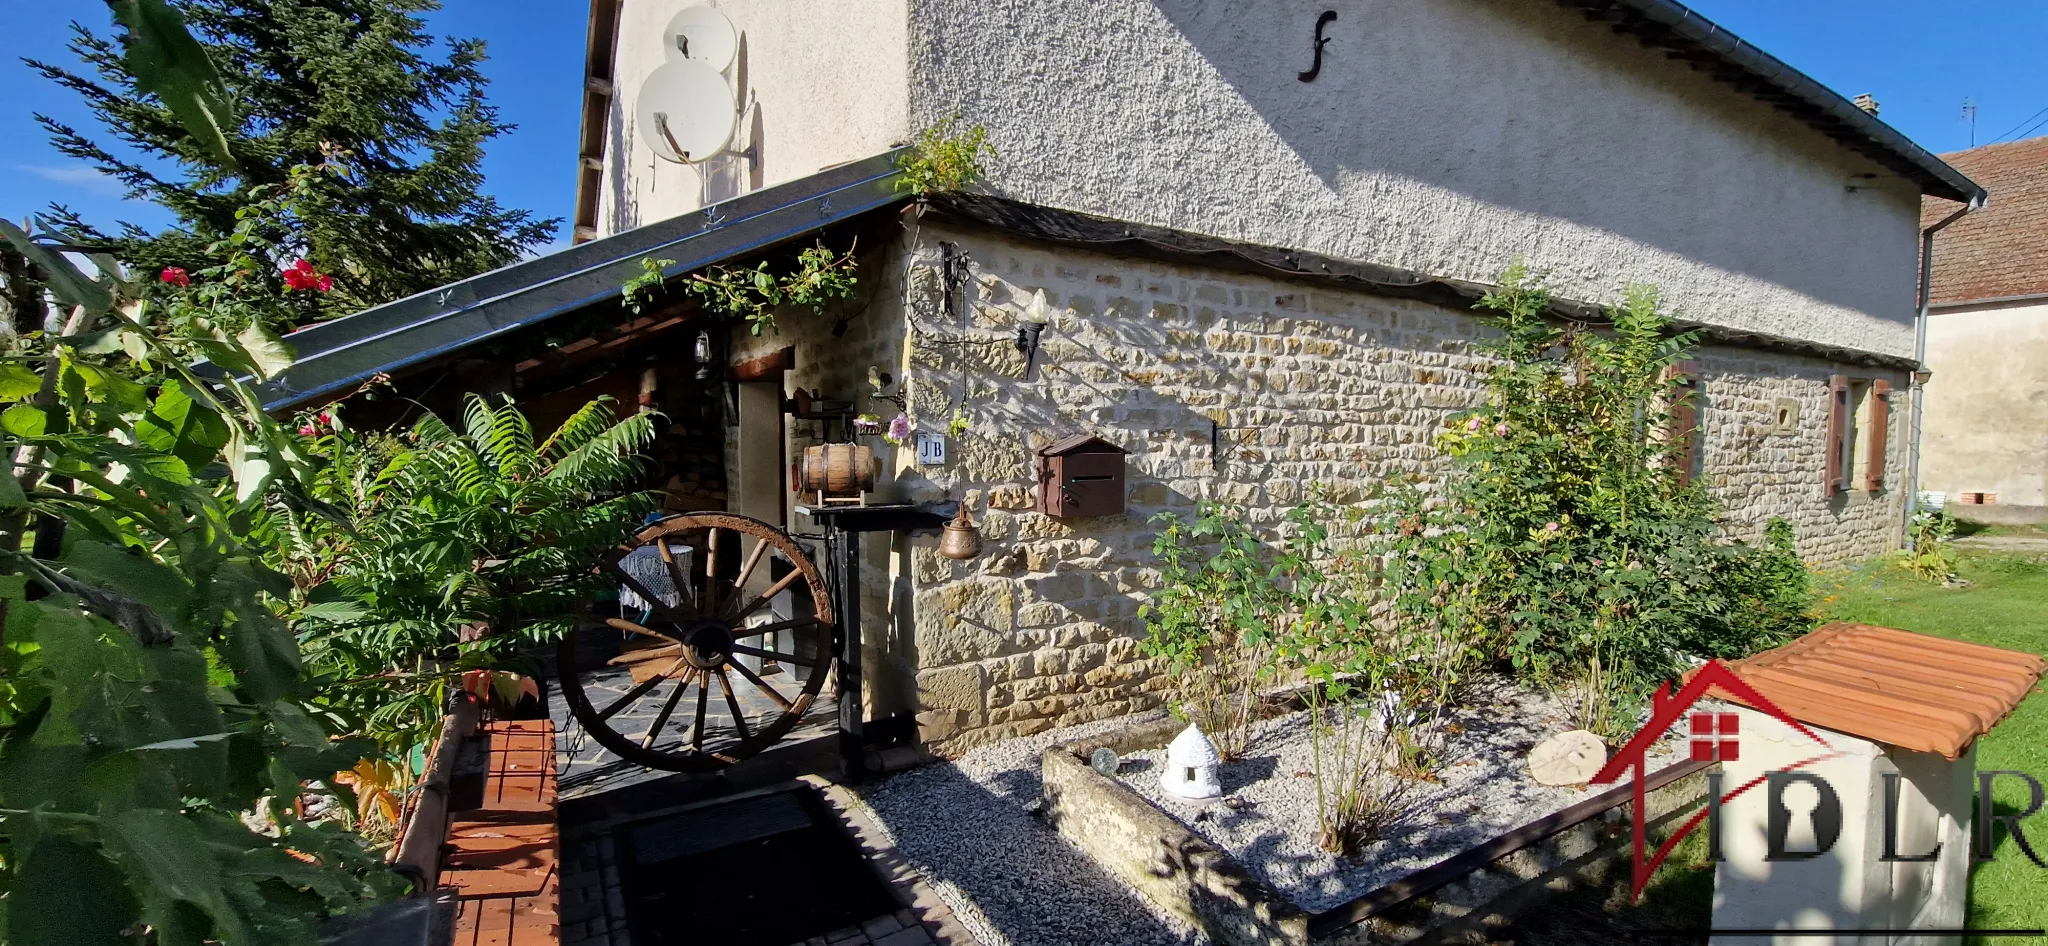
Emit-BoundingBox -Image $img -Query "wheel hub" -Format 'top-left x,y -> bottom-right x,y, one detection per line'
682,619 -> 733,669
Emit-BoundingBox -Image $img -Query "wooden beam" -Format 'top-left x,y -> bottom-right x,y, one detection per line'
730,346 -> 795,382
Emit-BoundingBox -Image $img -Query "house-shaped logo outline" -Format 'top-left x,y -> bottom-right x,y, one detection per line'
1590,659 -> 1834,899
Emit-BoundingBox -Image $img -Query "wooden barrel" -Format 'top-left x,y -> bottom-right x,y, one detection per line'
798,444 -> 876,496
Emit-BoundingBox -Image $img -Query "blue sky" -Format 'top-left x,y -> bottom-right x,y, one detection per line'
2,1 -> 2044,244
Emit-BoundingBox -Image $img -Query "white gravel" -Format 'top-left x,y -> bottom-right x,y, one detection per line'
859,711 -> 1209,946
1114,680 -> 1686,914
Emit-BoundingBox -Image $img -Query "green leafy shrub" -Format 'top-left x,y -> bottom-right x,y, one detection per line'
1438,262 -> 1812,731
1,188 -> 401,945
270,394 -> 655,755
1137,502 -> 1283,760
896,115 -> 995,196
1897,508 -> 1960,583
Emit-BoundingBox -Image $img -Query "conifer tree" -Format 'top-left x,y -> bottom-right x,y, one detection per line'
27,0 -> 556,321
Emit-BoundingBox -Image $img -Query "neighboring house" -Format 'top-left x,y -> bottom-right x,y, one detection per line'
272,1 -> 1980,756
1919,136 -> 2048,520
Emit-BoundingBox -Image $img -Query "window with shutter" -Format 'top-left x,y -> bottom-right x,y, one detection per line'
1664,361 -> 1701,485
1825,375 -> 1848,497
1864,379 -> 1890,491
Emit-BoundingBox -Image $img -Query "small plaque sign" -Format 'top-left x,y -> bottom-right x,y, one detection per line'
916,433 -> 946,466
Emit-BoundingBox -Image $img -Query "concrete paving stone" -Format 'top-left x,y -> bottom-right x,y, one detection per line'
826,927 -> 867,945
860,914 -> 904,939
893,909 -> 918,928
872,928 -> 937,946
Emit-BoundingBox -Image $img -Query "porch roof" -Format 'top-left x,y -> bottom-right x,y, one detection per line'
256,149 -> 908,412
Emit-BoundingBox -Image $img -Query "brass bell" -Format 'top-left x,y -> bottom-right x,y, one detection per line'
939,505 -> 982,560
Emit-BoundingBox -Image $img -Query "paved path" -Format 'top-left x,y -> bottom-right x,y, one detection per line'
1955,536 -> 2048,553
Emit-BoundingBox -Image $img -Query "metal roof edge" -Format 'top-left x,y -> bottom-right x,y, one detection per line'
1562,0 -> 1984,205
257,149 -> 910,411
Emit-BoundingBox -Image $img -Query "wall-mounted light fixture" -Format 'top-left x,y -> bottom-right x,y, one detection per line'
1016,289 -> 1051,380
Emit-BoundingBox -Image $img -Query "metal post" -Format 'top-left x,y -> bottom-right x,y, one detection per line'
834,527 -> 864,784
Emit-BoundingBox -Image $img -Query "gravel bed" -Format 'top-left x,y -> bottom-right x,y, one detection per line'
1114,679 -> 1685,914
858,711 -> 1208,946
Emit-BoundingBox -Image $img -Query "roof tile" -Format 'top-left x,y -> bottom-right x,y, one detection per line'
1923,136 -> 2048,305
1689,622 -> 2045,759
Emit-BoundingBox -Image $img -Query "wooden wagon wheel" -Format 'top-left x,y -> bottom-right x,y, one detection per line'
558,512 -> 834,772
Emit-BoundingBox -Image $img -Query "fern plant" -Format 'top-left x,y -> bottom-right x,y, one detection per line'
272,394 -> 656,753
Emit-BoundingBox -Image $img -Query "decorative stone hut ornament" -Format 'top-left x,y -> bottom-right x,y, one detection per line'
1527,729 -> 1607,786
1160,724 -> 1223,800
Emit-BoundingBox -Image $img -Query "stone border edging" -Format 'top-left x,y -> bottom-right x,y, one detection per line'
1042,718 -> 1712,946
1040,718 -> 1313,946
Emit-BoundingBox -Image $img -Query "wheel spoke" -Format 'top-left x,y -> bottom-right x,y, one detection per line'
703,527 -> 722,612
691,673 -> 710,753
728,658 -> 793,710
641,669 -> 696,749
596,657 -> 686,721
655,539 -> 694,611
718,668 -> 751,741
725,568 -> 805,623
728,643 -> 816,668
603,558 -> 692,627
606,643 -> 682,667
605,617 -> 679,643
729,538 -> 771,605
731,616 -> 824,639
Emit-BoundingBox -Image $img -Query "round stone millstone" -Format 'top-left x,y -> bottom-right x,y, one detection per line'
1527,729 -> 1608,786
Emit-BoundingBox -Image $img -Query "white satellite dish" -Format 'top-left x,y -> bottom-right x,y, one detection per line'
663,6 -> 738,71
636,60 -> 736,164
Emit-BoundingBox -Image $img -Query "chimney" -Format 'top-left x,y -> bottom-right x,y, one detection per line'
1853,93 -> 1880,116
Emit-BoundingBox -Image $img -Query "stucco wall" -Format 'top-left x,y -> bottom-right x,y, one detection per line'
1920,300 -> 2048,509
599,0 -> 909,234
882,225 -> 1903,754
907,0 -> 1923,357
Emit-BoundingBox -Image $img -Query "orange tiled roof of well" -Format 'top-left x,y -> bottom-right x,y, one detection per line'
1923,135 -> 2048,306
1688,622 -> 2045,759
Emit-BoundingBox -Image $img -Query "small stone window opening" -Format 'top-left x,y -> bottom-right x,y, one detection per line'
1840,380 -> 1871,490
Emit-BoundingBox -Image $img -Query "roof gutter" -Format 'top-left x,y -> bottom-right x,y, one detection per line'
1583,0 -> 1985,205
1904,196 -> 1987,542
256,149 -> 909,412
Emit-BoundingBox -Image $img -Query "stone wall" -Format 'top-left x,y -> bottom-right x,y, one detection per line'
881,225 -> 1907,755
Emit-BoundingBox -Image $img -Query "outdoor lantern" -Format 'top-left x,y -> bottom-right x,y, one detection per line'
1160,723 -> 1222,800
1015,289 -> 1051,380
693,329 -> 714,380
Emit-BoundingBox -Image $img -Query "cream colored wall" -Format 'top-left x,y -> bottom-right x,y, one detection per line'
1921,299 -> 2048,509
909,0 -> 1925,357
598,0 -> 909,234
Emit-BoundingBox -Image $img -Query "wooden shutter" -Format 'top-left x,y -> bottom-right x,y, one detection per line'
1664,361 -> 1701,485
1824,375 -> 1849,497
1864,378 -> 1891,491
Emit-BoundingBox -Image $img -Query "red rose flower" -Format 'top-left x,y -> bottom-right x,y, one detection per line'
282,258 -> 333,292
298,425 -> 317,436
160,267 -> 190,287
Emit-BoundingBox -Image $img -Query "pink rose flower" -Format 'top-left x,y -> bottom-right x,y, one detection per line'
1494,422 -> 1509,436
1544,521 -> 1559,532
1466,417 -> 1483,432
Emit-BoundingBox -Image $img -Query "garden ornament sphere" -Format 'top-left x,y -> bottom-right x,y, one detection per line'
1161,724 -> 1223,800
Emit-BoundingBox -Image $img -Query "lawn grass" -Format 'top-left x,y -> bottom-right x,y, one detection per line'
1814,551 -> 2048,941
